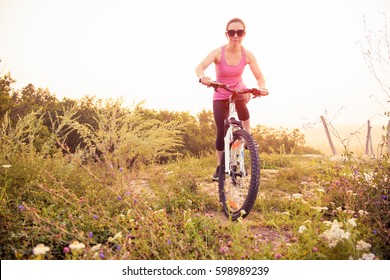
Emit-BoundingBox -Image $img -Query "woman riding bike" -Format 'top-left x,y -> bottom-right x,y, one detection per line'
195,17 -> 268,181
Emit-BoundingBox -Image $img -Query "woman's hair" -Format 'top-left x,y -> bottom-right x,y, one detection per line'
226,18 -> 246,31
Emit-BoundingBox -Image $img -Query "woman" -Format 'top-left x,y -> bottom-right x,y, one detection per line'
195,17 -> 267,181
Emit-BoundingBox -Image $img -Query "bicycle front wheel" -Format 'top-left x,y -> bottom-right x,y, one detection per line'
218,129 -> 260,221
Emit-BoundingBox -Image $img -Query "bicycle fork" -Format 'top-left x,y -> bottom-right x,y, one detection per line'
224,124 -> 246,177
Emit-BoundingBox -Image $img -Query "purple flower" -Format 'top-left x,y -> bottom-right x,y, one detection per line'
18,205 -> 26,211
88,232 -> 93,238
93,215 -> 98,220
117,196 -> 122,201
381,195 -> 387,200
116,245 -> 121,251
373,230 -> 378,235
99,250 -> 105,259
119,167 -> 123,173
63,247 -> 70,254
167,239 -> 172,245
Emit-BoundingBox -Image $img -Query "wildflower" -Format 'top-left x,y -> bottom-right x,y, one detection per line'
2,164 -> 11,168
99,250 -> 105,259
88,232 -> 93,238
292,193 -> 303,199
358,210 -> 369,216
347,218 -> 357,228
298,225 -> 308,234
312,247 -> 319,253
108,232 -> 123,243
373,230 -> 378,235
93,215 -> 98,220
310,206 -> 328,212
63,247 -> 70,254
91,244 -> 102,252
274,253 -> 282,259
33,244 -> 50,257
316,188 -> 326,193
219,246 -> 229,255
356,240 -> 371,251
167,239 -> 172,245
119,167 -> 123,172
343,209 -> 356,215
18,205 -> 26,211
381,195 -> 387,200
361,253 -> 375,260
117,196 -> 122,201
320,219 -> 350,248
69,241 -> 86,252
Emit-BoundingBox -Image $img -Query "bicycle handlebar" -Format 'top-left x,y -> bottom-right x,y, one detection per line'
199,79 -> 269,97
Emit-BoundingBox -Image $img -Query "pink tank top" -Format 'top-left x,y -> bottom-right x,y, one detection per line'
214,46 -> 247,100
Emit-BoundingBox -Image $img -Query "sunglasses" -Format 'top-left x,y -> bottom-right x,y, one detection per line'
226,29 -> 245,37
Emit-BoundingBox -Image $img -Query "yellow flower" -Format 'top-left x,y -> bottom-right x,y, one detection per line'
108,232 -> 123,242
33,244 -> 50,256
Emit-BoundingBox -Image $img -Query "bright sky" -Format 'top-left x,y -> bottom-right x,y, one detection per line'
0,0 -> 389,129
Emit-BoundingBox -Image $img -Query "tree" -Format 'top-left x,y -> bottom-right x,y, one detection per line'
0,73 -> 15,118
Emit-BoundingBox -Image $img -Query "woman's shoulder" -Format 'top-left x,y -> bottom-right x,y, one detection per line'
209,46 -> 223,63
243,48 -> 257,63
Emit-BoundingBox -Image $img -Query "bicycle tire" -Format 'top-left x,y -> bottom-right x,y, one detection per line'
218,129 -> 260,221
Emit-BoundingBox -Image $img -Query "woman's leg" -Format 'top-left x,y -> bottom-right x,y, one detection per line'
236,100 -> 250,132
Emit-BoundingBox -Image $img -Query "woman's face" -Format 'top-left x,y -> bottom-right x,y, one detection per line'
226,22 -> 246,45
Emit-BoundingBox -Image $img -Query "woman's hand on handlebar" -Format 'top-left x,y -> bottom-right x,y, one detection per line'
258,88 -> 269,96
199,76 -> 212,86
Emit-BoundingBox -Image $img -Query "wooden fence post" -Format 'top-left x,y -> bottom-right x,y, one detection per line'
320,115 -> 337,155
365,120 -> 374,156
387,120 -> 390,154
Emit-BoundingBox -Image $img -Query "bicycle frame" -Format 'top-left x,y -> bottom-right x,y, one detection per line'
224,95 -> 245,175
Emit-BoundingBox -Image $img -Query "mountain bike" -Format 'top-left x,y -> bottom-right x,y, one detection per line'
200,80 -> 269,220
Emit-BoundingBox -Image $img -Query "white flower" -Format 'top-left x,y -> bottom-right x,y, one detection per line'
298,225 -> 308,234
320,219 -> 350,248
91,244 -> 102,252
108,232 -> 123,242
347,218 -> 357,228
358,210 -> 369,216
356,240 -> 371,251
310,206 -> 329,212
69,240 -> 86,252
292,193 -> 303,199
33,244 -> 50,256
360,253 -> 376,260
316,188 -> 326,193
